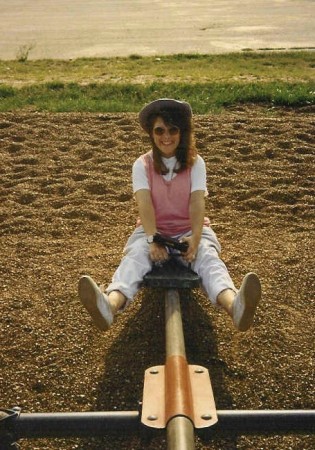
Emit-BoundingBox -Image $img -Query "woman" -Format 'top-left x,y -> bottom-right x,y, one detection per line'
78,99 -> 261,332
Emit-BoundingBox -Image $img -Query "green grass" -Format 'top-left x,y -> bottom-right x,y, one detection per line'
0,81 -> 313,113
0,52 -> 314,112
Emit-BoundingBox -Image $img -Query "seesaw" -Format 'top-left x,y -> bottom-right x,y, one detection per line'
1,258 -> 314,449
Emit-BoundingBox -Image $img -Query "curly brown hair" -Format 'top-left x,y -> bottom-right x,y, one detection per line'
146,108 -> 197,175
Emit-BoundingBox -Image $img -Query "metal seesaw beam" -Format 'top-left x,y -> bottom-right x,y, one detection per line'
165,289 -> 196,450
141,288 -> 218,449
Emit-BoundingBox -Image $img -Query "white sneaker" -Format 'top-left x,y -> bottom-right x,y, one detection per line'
233,273 -> 261,332
78,276 -> 113,331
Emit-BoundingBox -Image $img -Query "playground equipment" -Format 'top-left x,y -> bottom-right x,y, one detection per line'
1,258 -> 314,449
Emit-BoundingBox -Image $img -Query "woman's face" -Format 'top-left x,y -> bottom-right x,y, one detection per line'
152,117 -> 180,158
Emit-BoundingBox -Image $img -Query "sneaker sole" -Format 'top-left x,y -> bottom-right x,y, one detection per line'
78,276 -> 111,331
238,273 -> 261,332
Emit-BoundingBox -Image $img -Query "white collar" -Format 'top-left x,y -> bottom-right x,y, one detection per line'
162,156 -> 178,167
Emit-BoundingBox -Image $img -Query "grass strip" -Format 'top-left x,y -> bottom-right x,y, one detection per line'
1,51 -> 314,85
0,81 -> 314,113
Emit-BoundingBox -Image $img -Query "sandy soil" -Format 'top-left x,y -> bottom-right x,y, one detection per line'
0,106 -> 314,449
0,0 -> 315,59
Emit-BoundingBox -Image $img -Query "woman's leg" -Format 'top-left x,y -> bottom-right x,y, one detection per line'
215,277 -> 261,331
106,227 -> 152,303
192,228 -> 261,331
79,227 -> 152,331
217,288 -> 235,316
107,290 -> 127,313
192,228 -> 236,305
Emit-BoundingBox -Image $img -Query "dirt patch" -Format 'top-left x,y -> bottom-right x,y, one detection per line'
1,106 -> 314,449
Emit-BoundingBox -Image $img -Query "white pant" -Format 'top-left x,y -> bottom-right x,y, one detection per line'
106,226 -> 236,305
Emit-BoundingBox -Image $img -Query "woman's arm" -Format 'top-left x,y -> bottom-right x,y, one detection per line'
135,189 -> 157,236
182,190 -> 205,262
135,189 -> 169,261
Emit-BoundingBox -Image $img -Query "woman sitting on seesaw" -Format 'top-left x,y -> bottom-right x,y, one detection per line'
78,98 -> 261,332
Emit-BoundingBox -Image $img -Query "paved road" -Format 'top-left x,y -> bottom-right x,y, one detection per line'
0,0 -> 314,60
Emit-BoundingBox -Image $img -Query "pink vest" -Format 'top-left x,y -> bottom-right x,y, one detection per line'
141,152 -> 192,236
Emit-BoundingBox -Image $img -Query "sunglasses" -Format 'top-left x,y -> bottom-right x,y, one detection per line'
153,126 -> 180,136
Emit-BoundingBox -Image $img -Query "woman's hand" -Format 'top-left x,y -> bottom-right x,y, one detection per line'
181,235 -> 200,263
149,242 -> 169,263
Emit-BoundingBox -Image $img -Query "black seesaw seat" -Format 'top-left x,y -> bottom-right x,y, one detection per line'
142,257 -> 200,289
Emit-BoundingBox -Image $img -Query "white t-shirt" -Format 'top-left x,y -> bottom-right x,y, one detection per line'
132,153 -> 208,195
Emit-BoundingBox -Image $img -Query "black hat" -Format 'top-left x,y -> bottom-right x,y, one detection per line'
139,98 -> 192,132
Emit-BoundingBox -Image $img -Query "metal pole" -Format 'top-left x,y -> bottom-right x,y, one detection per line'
165,289 -> 187,358
167,417 -> 196,450
165,289 -> 195,450
14,411 -> 139,438
5,409 -> 314,440
214,410 -> 315,434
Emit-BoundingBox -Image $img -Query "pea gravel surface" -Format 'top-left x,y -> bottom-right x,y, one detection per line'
1,106 -> 314,449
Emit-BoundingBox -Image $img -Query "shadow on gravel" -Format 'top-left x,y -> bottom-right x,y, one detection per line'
79,289 -> 237,449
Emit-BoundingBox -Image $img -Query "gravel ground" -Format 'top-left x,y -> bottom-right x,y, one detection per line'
1,106 -> 314,449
